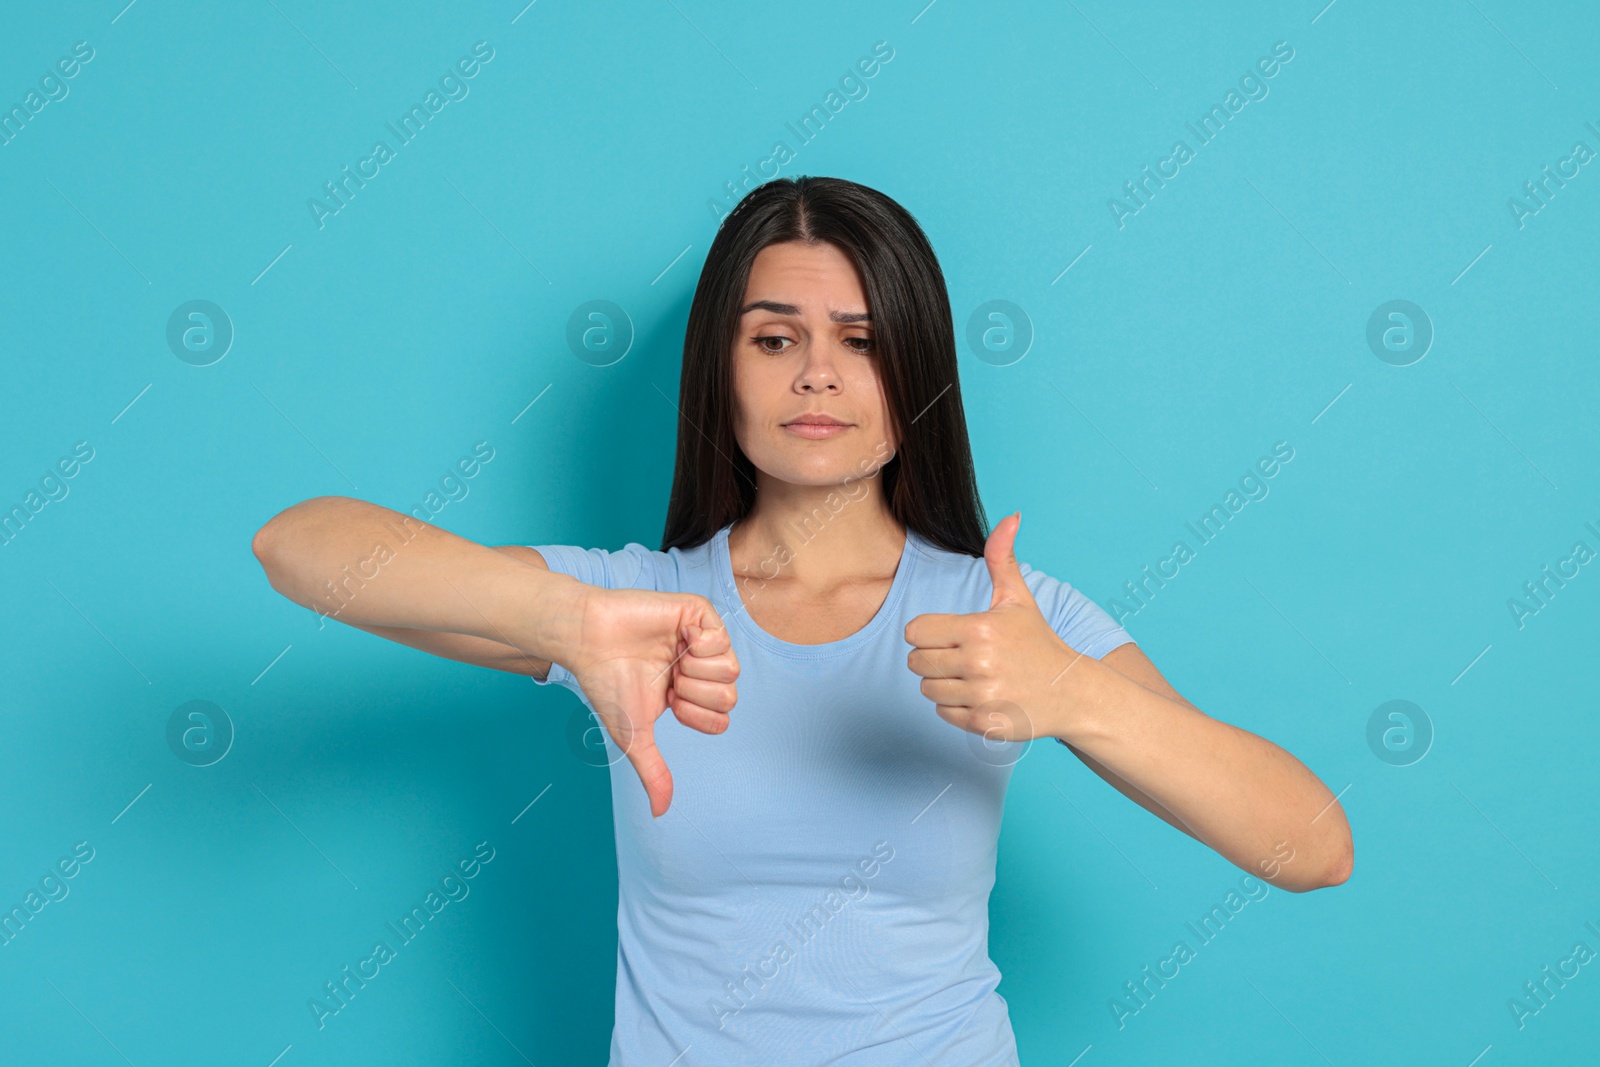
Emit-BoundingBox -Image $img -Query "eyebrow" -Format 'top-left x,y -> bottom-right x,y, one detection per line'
739,300 -> 871,324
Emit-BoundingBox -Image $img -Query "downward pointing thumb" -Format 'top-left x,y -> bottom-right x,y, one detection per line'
623,728 -> 674,818
985,511 -> 1031,610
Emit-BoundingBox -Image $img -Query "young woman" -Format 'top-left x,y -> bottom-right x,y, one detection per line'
253,176 -> 1352,1064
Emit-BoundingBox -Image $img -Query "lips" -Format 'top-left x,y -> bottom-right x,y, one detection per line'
783,414 -> 852,439
783,415 -> 849,427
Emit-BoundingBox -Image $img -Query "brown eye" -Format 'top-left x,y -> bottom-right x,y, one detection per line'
846,336 -> 876,353
755,335 -> 793,354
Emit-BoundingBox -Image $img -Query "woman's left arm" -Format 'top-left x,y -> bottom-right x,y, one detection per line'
905,513 -> 1353,894
1062,641 -> 1353,893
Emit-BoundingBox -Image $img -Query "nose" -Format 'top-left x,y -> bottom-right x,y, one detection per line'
795,344 -> 841,394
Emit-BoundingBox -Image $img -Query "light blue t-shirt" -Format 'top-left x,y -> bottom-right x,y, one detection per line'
530,522 -> 1135,1065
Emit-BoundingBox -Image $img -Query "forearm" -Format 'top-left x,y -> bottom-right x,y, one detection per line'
252,496 -> 582,658
1056,658 -> 1352,891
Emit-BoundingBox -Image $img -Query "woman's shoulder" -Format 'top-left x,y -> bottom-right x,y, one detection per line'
524,536 -> 714,594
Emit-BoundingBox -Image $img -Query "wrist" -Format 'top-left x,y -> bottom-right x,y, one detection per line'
508,566 -> 591,673
1043,641 -> 1114,746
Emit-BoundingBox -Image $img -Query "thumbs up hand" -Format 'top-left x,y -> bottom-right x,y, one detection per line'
904,512 -> 1098,744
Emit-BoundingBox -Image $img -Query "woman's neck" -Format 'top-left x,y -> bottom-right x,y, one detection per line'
729,477 -> 905,588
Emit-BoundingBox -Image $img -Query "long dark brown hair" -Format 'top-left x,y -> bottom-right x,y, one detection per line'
660,175 -> 988,559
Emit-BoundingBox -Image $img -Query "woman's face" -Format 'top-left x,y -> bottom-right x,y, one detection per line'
731,240 -> 897,490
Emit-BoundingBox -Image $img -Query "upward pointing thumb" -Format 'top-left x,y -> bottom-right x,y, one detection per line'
984,511 -> 1031,610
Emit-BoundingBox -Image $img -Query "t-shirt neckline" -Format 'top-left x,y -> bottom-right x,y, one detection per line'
712,521 -> 921,660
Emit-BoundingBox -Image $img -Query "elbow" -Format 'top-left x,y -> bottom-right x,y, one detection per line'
252,496 -> 351,567
251,521 -> 277,583
251,496 -> 336,581
1321,810 -> 1355,888
1268,835 -> 1353,894
251,520 -> 276,568
1295,837 -> 1353,893
251,510 -> 294,585
1301,796 -> 1354,892
1323,837 -> 1354,887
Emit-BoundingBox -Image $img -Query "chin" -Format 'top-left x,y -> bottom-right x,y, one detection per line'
756,453 -> 862,487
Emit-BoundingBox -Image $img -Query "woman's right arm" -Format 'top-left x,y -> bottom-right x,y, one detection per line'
250,495 -> 583,678
253,495 -> 740,816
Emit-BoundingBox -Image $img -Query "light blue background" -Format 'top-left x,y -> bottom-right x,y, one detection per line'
3,1 -> 1597,1063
